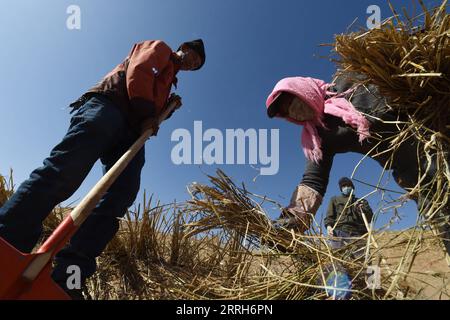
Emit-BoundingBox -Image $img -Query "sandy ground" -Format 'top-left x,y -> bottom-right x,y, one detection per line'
375,231 -> 450,300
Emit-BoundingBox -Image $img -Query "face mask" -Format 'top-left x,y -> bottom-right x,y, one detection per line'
341,186 -> 353,196
287,97 -> 315,122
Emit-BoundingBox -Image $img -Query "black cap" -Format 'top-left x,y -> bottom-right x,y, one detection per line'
178,39 -> 206,70
338,177 -> 354,189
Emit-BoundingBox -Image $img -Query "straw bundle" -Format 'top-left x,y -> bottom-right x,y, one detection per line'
0,177 -> 7,208
333,1 -> 449,245
334,0 -> 449,131
169,170 -> 449,300
36,170 -> 449,300
0,170 -> 13,207
180,170 -> 378,300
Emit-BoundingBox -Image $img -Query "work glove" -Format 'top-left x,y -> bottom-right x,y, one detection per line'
140,94 -> 183,136
272,208 -> 306,232
276,184 -> 323,233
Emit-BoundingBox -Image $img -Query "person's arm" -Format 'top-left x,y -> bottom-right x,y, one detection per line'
283,151 -> 334,232
324,197 -> 336,229
299,149 -> 334,197
126,40 -> 173,122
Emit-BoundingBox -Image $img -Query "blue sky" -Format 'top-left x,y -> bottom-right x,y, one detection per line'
1,0 -> 439,231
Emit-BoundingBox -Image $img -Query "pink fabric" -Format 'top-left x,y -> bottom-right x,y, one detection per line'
266,77 -> 371,163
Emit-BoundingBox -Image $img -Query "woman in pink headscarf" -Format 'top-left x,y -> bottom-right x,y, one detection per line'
266,72 -> 449,255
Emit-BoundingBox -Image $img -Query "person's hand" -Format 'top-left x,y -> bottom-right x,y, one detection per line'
167,94 -> 182,109
141,117 -> 160,136
356,200 -> 368,214
356,202 -> 364,212
164,94 -> 183,121
327,226 -> 334,237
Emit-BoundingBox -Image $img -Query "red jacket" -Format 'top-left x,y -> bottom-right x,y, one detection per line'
72,40 -> 180,127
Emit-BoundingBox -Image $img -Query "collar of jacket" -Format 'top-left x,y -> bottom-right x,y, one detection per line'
339,194 -> 356,201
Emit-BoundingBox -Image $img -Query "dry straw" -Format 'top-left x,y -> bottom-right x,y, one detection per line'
0,170 -> 13,208
2,0 -> 449,301
333,0 -> 449,260
78,170 -> 448,300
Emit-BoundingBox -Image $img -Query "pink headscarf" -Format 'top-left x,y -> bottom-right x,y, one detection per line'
266,77 -> 371,164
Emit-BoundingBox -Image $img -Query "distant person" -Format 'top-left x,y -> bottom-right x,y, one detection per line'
0,39 -> 206,299
323,177 -> 374,300
265,72 -> 449,257
325,177 -> 373,252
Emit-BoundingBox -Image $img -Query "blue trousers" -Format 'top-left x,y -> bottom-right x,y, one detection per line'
0,94 -> 145,290
329,229 -> 367,260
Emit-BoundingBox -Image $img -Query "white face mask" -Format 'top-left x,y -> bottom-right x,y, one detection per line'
287,97 -> 315,122
341,186 -> 354,196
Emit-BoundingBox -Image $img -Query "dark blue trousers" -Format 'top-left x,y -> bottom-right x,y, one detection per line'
0,94 -> 145,290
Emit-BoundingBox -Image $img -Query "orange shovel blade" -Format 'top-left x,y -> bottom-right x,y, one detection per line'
0,237 -> 70,300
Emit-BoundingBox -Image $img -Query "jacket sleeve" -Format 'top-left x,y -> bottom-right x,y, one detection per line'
300,150 -> 334,197
126,40 -> 173,121
324,197 -> 336,228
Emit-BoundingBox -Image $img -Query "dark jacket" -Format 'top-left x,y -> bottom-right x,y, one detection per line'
300,72 -> 422,197
70,40 -> 180,129
324,195 -> 373,235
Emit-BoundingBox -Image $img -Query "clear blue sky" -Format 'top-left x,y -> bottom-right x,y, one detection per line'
1,0 -> 439,231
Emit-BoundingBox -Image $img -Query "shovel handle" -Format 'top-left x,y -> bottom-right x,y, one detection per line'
23,101 -> 179,281
57,100 -> 178,242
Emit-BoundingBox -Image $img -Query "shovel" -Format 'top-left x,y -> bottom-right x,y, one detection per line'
0,99 -> 180,300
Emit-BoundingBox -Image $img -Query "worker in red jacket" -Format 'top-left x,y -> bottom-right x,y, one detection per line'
0,39 -> 206,299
